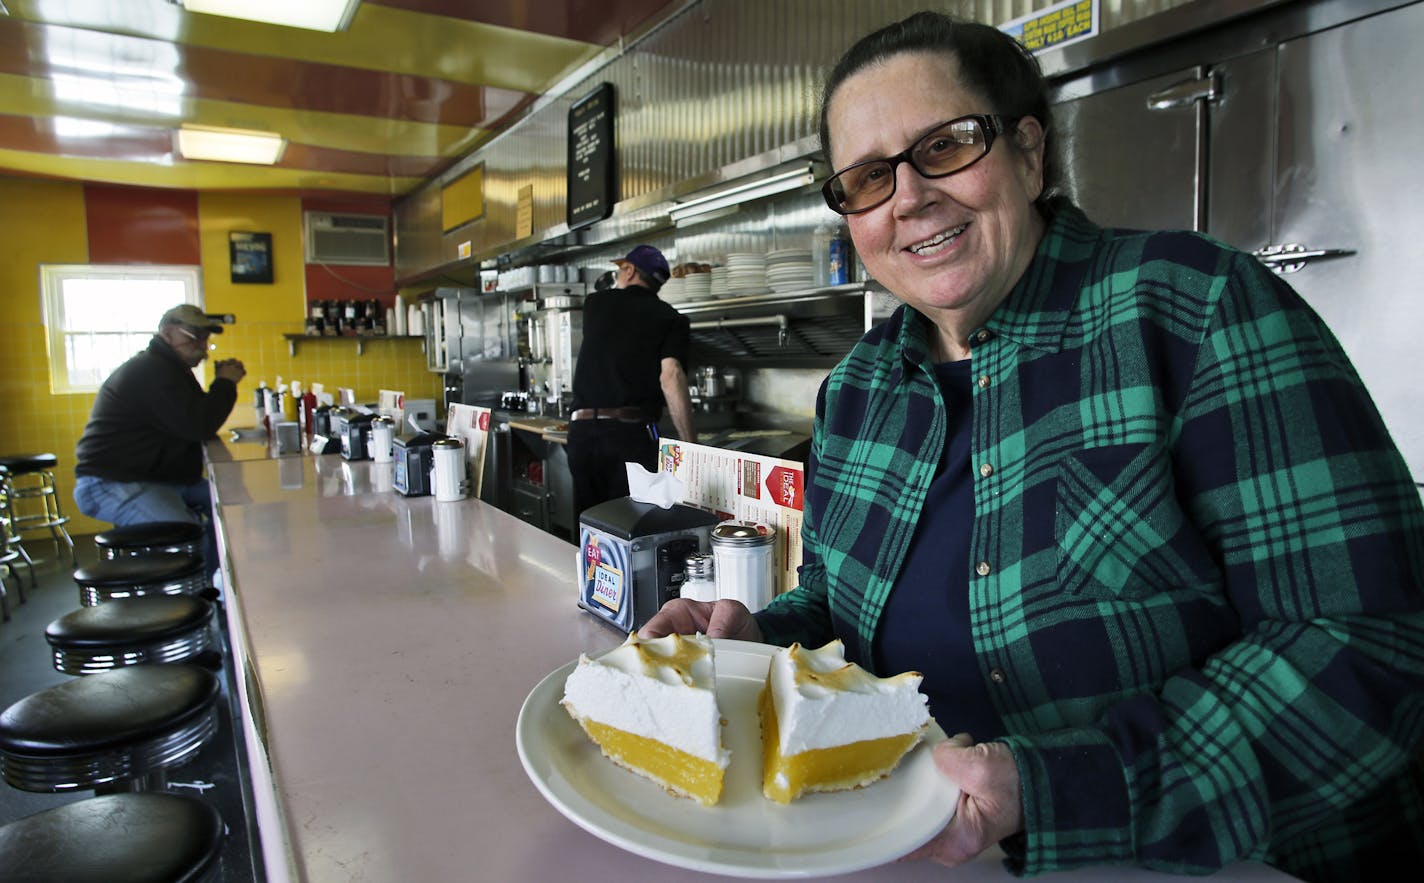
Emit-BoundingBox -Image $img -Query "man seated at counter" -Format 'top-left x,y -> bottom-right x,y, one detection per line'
74,303 -> 248,575
567,244 -> 698,520
640,12 -> 1424,882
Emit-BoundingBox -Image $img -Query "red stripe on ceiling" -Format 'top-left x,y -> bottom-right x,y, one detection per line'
279,143 -> 448,179
0,114 -> 452,180
0,19 -> 532,130
366,0 -> 680,46
84,183 -> 201,265
176,44 -> 514,128
0,114 -> 173,162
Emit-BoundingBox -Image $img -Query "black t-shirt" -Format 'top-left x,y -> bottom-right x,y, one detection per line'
570,285 -> 691,420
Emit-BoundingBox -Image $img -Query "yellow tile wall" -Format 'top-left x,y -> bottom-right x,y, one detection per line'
0,177 -> 436,538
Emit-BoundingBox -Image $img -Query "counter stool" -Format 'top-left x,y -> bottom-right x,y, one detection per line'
0,463 -> 36,590
1,544 -> 19,622
0,792 -> 224,882
0,664 -> 220,793
0,453 -> 75,565
95,520 -> 205,561
73,551 -> 208,607
46,596 -> 218,675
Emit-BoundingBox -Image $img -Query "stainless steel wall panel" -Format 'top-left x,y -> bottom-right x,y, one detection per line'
397,0 -> 1247,282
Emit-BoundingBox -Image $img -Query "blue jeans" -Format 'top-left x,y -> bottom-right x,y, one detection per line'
73,475 -> 218,572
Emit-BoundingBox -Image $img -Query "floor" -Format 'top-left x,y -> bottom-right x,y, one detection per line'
0,536 -> 264,881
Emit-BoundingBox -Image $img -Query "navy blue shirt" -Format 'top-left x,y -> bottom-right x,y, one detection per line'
873,358 -> 1003,739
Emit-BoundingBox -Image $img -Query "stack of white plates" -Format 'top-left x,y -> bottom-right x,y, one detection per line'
766,248 -> 814,292
683,272 -> 713,301
723,253 -> 768,296
660,276 -> 687,303
707,266 -> 730,299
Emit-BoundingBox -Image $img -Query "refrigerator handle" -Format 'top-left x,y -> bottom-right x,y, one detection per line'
1145,74 -> 1221,111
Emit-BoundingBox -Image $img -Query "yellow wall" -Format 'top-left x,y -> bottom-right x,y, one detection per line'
0,177 -> 440,540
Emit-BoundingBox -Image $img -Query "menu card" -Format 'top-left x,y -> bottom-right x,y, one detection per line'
445,403 -> 493,499
658,440 -> 805,599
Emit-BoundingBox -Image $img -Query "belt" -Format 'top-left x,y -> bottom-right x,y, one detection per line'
571,407 -> 646,422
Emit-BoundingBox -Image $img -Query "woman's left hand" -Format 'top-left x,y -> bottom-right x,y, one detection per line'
901,734 -> 1024,867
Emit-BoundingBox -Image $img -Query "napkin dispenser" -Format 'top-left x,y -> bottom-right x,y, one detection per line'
340,412 -> 375,461
576,498 -> 719,633
393,431 -> 442,496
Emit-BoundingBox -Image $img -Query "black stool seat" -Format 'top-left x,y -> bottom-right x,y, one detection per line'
73,551 -> 207,606
46,596 -> 216,675
0,792 -> 224,883
95,521 -> 205,560
0,664 -> 220,793
0,452 -> 59,474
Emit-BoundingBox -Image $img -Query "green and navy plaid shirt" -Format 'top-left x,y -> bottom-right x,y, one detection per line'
756,204 -> 1424,881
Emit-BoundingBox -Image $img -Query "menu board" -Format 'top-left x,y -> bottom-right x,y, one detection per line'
566,82 -> 615,230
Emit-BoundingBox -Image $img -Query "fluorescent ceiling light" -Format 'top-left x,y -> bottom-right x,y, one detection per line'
176,125 -> 286,165
178,0 -> 361,32
670,164 -> 818,226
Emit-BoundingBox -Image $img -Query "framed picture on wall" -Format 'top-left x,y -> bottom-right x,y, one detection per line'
230,231 -> 273,284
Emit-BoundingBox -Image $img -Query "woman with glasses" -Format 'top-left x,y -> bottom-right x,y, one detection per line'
642,11 -> 1424,881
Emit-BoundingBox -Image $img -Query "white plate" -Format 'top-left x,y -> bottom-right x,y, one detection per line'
516,639 -> 957,879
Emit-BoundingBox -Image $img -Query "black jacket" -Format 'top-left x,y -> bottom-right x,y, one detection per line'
75,336 -> 237,483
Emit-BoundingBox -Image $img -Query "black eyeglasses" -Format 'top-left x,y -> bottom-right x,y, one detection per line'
821,114 -> 1019,215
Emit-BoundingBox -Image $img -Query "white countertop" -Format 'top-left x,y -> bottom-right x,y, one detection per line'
206,440 -> 1297,882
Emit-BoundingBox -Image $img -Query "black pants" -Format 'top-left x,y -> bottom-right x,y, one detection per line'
566,419 -> 657,523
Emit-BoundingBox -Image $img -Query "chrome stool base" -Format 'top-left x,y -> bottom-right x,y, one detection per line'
0,665 -> 220,794
73,552 -> 207,607
95,520 -> 205,561
47,595 -> 218,675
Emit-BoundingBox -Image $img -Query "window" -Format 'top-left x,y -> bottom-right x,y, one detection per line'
41,265 -> 203,394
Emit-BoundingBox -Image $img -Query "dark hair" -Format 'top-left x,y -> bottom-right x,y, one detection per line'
818,12 -> 1060,210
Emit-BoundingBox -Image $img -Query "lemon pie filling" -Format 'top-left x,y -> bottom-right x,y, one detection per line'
562,632 -> 729,806
760,640 -> 930,804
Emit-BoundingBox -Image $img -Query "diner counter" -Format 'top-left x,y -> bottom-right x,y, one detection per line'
206,439 -> 1297,883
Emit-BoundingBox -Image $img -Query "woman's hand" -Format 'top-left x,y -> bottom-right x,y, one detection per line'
901,734 -> 1024,866
638,599 -> 764,642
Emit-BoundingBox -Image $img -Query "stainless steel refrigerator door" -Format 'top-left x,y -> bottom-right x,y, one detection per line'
1271,2 -> 1424,482
1054,66 -> 1204,232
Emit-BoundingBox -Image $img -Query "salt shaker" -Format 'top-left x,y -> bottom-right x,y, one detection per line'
680,554 -> 717,603
710,520 -> 776,612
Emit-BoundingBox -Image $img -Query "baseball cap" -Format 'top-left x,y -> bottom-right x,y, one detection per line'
612,245 -> 670,286
159,304 -> 225,335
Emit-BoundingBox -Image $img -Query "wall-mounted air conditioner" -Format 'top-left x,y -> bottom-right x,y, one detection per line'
303,211 -> 390,266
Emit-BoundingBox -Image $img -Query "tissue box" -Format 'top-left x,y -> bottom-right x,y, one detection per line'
576,498 -> 719,633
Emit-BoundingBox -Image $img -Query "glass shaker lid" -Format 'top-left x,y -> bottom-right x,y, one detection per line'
710,520 -> 775,546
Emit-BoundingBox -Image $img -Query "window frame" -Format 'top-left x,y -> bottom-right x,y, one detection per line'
40,264 -> 204,394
